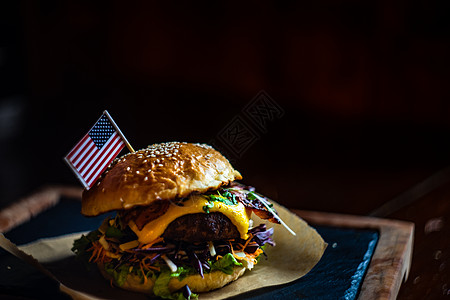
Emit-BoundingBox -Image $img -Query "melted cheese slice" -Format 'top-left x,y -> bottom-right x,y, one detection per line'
128,194 -> 251,244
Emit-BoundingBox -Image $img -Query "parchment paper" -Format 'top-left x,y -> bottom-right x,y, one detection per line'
0,202 -> 327,299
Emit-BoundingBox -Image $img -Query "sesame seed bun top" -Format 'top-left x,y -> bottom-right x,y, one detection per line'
81,142 -> 242,216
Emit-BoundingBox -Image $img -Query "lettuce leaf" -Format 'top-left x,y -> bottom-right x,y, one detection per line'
104,263 -> 129,287
153,269 -> 198,299
72,230 -> 99,255
211,253 -> 243,275
71,230 -> 100,267
171,266 -> 196,281
153,269 -> 173,298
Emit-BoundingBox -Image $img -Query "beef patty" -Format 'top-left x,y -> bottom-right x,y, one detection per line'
163,212 -> 240,242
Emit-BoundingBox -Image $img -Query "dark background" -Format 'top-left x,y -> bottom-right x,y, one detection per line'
1,1 -> 450,214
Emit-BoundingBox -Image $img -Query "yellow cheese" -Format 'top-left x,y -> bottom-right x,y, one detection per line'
128,194 -> 251,244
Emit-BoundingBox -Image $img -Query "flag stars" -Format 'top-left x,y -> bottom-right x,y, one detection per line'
88,115 -> 116,150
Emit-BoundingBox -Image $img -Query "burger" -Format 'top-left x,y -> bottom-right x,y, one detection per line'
72,142 -> 290,299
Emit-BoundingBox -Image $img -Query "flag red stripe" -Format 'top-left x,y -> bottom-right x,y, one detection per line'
86,142 -> 124,187
66,136 -> 95,173
81,132 -> 120,178
73,140 -> 96,171
71,137 -> 95,166
85,135 -> 122,180
86,139 -> 125,187
79,137 -> 111,177
85,134 -> 123,185
67,134 -> 89,161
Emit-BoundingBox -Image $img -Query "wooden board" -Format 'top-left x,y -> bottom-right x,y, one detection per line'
292,209 -> 414,300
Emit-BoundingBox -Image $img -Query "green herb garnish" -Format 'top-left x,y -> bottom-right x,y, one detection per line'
207,189 -> 238,206
202,201 -> 214,213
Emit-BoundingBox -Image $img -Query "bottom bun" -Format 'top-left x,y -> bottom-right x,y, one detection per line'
97,262 -> 246,294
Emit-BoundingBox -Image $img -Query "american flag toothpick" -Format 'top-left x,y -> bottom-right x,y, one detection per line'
64,110 -> 134,189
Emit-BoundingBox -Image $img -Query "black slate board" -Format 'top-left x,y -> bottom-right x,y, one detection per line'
1,198 -> 379,299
